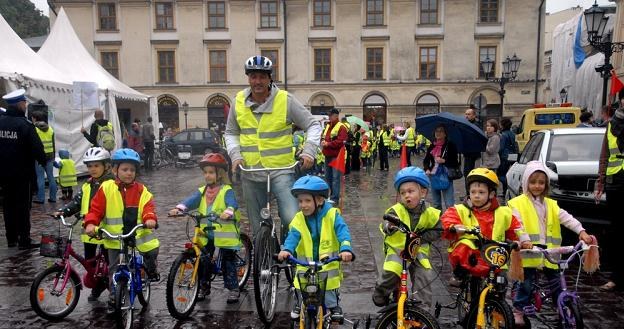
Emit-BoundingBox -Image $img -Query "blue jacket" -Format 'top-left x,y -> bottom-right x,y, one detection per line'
499,129 -> 517,161
282,202 -> 353,260
179,185 -> 238,212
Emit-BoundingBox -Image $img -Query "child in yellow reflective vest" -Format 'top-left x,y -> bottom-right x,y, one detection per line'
506,161 -> 593,326
360,134 -> 372,169
278,175 -> 354,321
373,167 -> 442,308
55,149 -> 78,200
168,153 -> 242,303
54,147 -> 114,301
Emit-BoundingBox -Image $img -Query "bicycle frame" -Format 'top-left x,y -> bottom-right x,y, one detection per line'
174,212 -> 220,289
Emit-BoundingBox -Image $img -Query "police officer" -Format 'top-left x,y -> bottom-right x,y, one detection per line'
0,89 -> 47,249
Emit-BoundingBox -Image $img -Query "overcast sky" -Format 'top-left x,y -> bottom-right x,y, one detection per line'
29,0 -> 614,17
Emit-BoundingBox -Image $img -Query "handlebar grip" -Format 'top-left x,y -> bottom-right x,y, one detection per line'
203,226 -> 216,232
382,214 -> 401,226
510,241 -> 520,251
272,253 -> 281,262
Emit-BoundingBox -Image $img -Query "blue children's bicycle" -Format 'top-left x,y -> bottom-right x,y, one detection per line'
97,224 -> 153,329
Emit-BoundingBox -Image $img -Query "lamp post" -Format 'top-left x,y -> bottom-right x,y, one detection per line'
182,101 -> 189,129
560,88 -> 568,103
584,1 -> 624,106
481,53 -> 521,116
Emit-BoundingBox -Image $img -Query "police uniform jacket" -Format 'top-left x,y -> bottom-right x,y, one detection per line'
0,106 -> 46,183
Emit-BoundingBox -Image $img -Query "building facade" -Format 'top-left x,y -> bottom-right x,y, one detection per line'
49,0 -> 544,131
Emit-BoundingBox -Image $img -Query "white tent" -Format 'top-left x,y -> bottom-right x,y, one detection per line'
38,8 -> 159,149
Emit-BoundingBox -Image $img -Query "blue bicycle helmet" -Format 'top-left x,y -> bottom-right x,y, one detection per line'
111,148 -> 141,166
394,166 -> 430,190
244,55 -> 273,76
291,175 -> 330,198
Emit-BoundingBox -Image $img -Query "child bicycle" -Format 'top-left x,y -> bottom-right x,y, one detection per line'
30,214 -> 109,320
515,241 -> 597,329
434,226 -> 519,329
165,211 -> 252,319
96,224 -> 153,329
238,162 -> 300,324
370,214 -> 441,329
275,254 -> 360,329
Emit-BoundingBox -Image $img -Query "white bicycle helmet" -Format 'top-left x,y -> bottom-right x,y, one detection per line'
244,55 -> 273,75
83,147 -> 111,163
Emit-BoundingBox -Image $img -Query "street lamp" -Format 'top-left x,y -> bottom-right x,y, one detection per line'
481,54 -> 521,116
559,88 -> 568,103
584,1 -> 624,106
182,101 -> 189,129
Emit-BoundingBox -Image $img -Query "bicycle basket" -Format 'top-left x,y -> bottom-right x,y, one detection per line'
297,271 -> 329,307
39,233 -> 67,258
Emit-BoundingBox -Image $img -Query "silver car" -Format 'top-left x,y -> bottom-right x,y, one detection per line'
505,128 -> 607,222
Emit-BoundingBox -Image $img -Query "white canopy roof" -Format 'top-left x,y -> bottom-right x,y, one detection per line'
0,13 -> 72,86
39,8 -> 148,102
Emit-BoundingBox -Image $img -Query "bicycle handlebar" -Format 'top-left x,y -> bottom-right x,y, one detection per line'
50,214 -> 81,227
382,214 -> 444,235
275,255 -> 341,269
96,224 -> 146,240
237,162 -> 299,173
449,225 -> 519,251
520,241 -> 592,265
168,211 -> 220,230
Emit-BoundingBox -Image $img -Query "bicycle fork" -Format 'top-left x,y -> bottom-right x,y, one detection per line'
396,265 -> 409,329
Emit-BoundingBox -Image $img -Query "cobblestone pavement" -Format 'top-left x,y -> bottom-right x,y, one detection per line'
0,155 -> 622,328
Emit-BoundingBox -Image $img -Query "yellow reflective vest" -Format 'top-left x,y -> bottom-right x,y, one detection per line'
405,127 -> 415,147
197,185 -> 241,249
381,204 -> 440,276
289,207 -> 348,290
323,122 -> 346,141
98,180 -> 159,252
36,126 -> 54,154
381,130 -> 392,147
58,159 -> 77,187
507,194 -> 562,269
80,182 -> 104,245
607,123 -> 624,176
235,89 -> 294,167
447,204 -> 512,253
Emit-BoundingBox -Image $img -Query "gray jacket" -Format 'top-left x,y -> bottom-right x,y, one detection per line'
224,85 -> 321,182
482,132 -> 501,169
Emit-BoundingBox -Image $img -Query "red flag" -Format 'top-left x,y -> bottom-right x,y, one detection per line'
328,146 -> 346,174
610,70 -> 624,96
399,144 -> 408,169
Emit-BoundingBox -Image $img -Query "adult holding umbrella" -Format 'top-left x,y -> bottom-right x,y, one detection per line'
423,124 -> 459,210
463,107 -> 482,179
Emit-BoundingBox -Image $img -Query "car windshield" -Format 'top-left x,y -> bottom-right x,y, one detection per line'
548,134 -> 603,162
534,113 -> 575,125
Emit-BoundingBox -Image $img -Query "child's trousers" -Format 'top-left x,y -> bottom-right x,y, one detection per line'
513,267 -> 561,310
107,247 -> 159,292
373,262 -> 433,308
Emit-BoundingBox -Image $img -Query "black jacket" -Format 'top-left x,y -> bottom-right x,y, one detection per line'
83,119 -> 111,146
58,172 -> 115,217
423,140 -> 459,171
0,106 -> 47,182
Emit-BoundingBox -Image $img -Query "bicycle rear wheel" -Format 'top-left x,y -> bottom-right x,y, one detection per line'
137,267 -> 151,307
29,265 -> 81,321
465,296 -> 513,329
560,298 -> 583,329
166,253 -> 200,320
236,233 -> 252,290
375,305 -> 441,329
114,277 -> 133,329
253,225 -> 279,324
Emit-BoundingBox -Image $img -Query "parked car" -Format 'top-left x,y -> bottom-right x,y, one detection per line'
505,127 -> 607,224
163,128 -> 223,156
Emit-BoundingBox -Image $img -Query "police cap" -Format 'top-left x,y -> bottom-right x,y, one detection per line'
2,89 -> 27,105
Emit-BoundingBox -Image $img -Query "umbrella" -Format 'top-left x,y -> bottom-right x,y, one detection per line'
415,112 -> 487,153
393,126 -> 406,132
346,116 -> 369,131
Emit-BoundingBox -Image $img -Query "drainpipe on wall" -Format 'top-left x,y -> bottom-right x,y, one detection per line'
283,0 -> 288,90
535,0 -> 545,103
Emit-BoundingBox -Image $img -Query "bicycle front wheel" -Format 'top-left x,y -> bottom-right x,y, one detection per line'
166,252 -> 200,320
114,277 -> 133,329
137,267 -> 151,307
560,298 -> 584,329
237,233 -> 252,290
465,297 -> 513,329
253,225 -> 279,324
29,265 -> 81,321
375,306 -> 441,329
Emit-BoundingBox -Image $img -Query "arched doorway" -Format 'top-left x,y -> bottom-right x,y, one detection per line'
309,93 -> 335,115
363,93 -> 387,128
158,95 -> 179,131
206,95 -> 230,134
416,93 -> 440,116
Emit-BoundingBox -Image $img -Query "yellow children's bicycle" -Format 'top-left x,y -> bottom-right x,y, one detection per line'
165,211 -> 252,319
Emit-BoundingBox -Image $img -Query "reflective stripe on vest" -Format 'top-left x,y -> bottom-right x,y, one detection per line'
607,123 -> 624,175
507,194 -> 561,269
235,90 -> 294,167
290,207 -> 342,290
198,184 -> 241,249
448,204 -> 512,254
381,204 -> 440,276
99,180 -> 159,252
36,126 -> 54,154
58,159 -> 77,187
405,128 -> 415,147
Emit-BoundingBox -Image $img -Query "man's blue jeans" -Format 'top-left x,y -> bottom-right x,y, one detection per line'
430,184 -> 454,210
241,173 -> 299,241
324,157 -> 342,204
35,160 -> 57,202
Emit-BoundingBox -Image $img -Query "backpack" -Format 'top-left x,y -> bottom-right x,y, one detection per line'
97,123 -> 116,151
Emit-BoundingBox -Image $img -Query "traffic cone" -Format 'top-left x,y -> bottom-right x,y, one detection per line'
399,144 -> 408,169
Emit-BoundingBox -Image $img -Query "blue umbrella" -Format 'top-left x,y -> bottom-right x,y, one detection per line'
415,112 -> 487,153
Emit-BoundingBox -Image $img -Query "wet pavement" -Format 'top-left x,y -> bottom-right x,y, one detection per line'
0,155 -> 623,329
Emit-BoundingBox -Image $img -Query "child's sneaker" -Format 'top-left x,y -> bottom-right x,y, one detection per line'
330,306 -> 344,324
513,308 -> 525,326
107,298 -> 115,315
290,303 -> 301,319
197,284 -> 210,301
148,272 -> 160,282
226,289 -> 240,304
87,287 -> 104,302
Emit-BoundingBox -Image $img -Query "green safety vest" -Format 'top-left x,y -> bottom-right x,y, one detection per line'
98,180 -> 159,252
197,185 -> 241,249
507,194 -> 561,269
235,90 -> 293,167
607,123 -> 624,176
36,126 -> 54,154
381,204 -> 440,276
80,183 -> 103,245
323,122 -> 346,141
58,159 -> 77,187
381,131 -> 392,147
448,204 -> 512,254
405,127 -> 415,147
290,207 -> 349,290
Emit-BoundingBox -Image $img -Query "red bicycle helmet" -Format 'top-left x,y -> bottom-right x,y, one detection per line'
199,153 -> 228,169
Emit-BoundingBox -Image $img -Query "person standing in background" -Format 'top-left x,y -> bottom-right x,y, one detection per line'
142,117 -> 156,171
